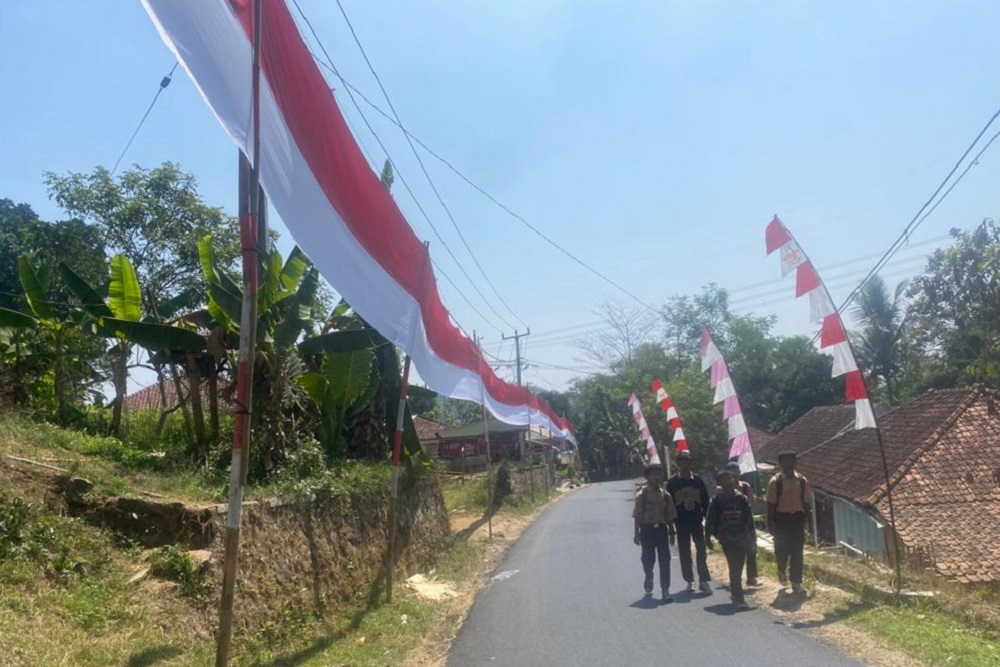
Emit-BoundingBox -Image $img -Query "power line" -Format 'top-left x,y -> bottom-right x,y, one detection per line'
332,0 -> 529,330
306,49 -> 658,315
832,106 -> 1000,315
111,62 -> 178,176
289,0 -> 511,334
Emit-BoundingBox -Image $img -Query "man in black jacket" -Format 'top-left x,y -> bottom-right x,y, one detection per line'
707,469 -> 756,609
666,450 -> 711,594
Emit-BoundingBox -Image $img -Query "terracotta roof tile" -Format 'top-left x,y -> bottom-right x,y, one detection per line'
125,378 -> 232,413
412,415 -> 446,443
755,405 -> 855,464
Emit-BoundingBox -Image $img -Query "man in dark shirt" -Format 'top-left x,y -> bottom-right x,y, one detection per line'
666,450 -> 711,594
633,463 -> 678,602
706,468 -> 755,609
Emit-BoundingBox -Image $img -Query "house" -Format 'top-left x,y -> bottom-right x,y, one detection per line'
435,417 -> 570,471
124,377 -> 231,413
767,387 -> 1000,584
412,415 -> 446,458
754,405 -> 855,466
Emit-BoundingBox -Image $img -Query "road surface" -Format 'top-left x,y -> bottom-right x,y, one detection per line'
448,480 -> 863,667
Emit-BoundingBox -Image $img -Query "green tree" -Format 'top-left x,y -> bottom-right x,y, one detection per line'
44,163 -> 240,319
850,275 -> 910,405
907,220 -> 1000,388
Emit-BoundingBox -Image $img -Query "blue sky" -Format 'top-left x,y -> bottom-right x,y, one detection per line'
2,1 -> 999,392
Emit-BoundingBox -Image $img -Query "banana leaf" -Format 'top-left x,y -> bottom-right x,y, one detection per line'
18,257 -> 53,322
103,318 -> 206,352
58,263 -> 113,319
0,307 -> 37,329
108,254 -> 142,322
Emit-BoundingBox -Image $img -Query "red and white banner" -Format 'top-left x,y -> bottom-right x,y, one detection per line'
700,327 -> 756,474
141,0 -> 575,443
650,379 -> 688,452
628,393 -> 660,464
765,216 -> 876,430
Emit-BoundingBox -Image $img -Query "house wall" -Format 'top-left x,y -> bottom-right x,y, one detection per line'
824,491 -> 886,559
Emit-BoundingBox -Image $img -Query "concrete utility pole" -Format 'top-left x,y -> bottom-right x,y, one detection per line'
502,328 -> 531,386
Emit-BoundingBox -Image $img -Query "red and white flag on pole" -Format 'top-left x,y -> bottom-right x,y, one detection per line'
140,0 -> 575,444
700,327 -> 756,474
628,393 -> 660,465
650,379 -> 688,452
765,216 -> 876,430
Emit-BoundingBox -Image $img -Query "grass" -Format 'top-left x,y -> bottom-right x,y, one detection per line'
847,603 -> 1000,666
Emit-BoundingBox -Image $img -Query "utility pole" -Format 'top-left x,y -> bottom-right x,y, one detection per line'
502,328 -> 531,386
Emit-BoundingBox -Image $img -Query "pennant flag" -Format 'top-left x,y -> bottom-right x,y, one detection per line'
651,379 -> 688,452
700,326 -> 757,474
627,395 -> 659,465
765,216 -> 876,430
140,0 -> 575,444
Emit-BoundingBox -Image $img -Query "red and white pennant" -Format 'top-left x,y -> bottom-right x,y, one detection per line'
765,216 -> 876,430
628,393 -> 660,465
651,379 -> 689,452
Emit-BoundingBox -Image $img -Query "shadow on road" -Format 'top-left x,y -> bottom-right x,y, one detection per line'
704,603 -> 754,616
629,595 -> 665,609
255,634 -> 337,667
125,646 -> 182,667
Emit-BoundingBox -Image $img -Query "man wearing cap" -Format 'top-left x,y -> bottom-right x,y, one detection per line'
766,451 -> 813,594
666,450 -> 712,594
633,463 -> 678,602
722,461 -> 760,587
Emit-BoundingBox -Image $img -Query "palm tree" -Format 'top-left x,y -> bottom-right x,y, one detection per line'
851,276 -> 909,405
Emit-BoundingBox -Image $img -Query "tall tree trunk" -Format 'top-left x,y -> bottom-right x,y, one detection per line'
54,328 -> 67,424
169,363 -> 196,447
110,343 -> 128,437
155,363 -> 170,436
208,366 -> 220,443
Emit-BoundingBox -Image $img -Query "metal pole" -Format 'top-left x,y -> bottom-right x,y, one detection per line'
475,331 -> 493,539
216,2 -> 263,663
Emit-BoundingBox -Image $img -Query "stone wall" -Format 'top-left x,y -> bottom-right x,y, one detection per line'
501,465 -> 550,505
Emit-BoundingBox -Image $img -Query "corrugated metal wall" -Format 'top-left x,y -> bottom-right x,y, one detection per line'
822,491 -> 887,559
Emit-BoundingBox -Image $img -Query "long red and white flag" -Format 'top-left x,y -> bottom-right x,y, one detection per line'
651,379 -> 688,452
140,0 -> 575,443
628,393 -> 660,465
700,327 -> 756,473
765,216 -> 876,430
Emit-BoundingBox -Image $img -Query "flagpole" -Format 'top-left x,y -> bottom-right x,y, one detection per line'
774,218 -> 903,593
386,241 -> 430,603
474,331 -> 493,539
216,1 -> 263,664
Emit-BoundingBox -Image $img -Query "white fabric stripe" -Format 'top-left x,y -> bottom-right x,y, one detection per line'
655,388 -> 668,403
829,341 -> 858,377
727,414 -> 748,439
855,398 -> 877,430
809,289 -> 836,323
666,407 -> 678,420
672,427 -> 686,442
713,377 -> 736,403
141,0 -> 578,443
736,450 -> 757,475
700,339 -> 723,371
780,241 -> 807,276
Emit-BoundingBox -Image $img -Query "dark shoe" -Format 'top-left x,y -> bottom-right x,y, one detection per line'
733,601 -> 751,610
698,581 -> 712,594
684,581 -> 695,593
746,578 -> 760,587
661,590 -> 674,603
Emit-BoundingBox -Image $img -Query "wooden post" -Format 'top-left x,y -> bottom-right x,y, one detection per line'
475,331 -> 493,539
215,1 -> 263,664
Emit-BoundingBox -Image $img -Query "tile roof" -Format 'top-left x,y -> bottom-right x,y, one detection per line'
125,378 -> 231,413
790,387 -> 1000,583
755,405 -> 855,464
748,426 -> 775,453
412,415 -> 446,443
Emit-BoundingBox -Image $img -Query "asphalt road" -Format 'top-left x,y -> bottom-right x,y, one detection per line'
447,480 -> 863,667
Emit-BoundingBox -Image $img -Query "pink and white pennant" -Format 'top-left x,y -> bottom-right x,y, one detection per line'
628,393 -> 660,465
700,327 -> 756,474
765,216 -> 877,430
651,379 -> 689,452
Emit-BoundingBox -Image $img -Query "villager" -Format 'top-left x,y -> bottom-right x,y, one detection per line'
667,450 -> 712,594
766,451 -> 813,594
633,463 -> 678,602
706,469 -> 756,609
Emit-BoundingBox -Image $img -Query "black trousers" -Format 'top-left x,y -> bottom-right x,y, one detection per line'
773,512 -> 806,585
721,542 -> 747,603
677,522 -> 711,583
745,530 -> 759,582
639,524 -> 671,592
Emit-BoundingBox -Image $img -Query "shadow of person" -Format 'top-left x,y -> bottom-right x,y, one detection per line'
704,603 -> 753,616
769,589 -> 807,612
125,646 -> 183,667
629,595 -> 663,609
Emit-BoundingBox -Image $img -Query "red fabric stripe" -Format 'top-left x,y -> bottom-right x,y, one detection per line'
661,397 -> 674,409
844,370 -> 869,401
670,418 -> 681,429
224,0 -> 571,431
676,440 -> 689,452
651,378 -> 663,392
765,215 -> 792,254
795,261 -> 821,297
819,314 -> 847,349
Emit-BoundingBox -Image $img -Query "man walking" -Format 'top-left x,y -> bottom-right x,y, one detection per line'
706,468 -> 756,609
725,461 -> 760,587
667,450 -> 711,594
766,451 -> 813,594
633,463 -> 678,602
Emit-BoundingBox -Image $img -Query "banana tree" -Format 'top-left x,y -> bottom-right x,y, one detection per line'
0,258 -> 84,423
297,348 -> 376,460
59,254 -> 206,438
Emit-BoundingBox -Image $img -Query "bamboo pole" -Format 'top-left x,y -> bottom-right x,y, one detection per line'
215,1 -> 263,663
386,242 -> 430,603
474,332 -> 493,539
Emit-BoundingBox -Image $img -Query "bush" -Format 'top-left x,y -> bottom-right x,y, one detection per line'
149,545 -> 211,601
493,461 -> 514,508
